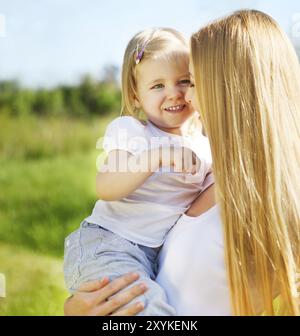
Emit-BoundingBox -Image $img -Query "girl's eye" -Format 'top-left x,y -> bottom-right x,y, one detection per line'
151,84 -> 164,89
178,79 -> 191,86
189,82 -> 195,88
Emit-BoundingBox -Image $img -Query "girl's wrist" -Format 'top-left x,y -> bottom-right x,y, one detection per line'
150,147 -> 163,171
139,148 -> 161,172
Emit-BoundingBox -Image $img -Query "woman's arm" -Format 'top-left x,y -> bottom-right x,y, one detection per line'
185,184 -> 216,217
64,272 -> 147,316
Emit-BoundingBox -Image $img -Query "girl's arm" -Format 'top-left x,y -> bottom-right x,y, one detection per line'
97,146 -> 198,201
64,273 -> 147,316
96,148 -> 161,201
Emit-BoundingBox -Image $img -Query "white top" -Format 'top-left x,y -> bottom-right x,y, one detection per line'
85,116 -> 213,247
156,205 -> 231,315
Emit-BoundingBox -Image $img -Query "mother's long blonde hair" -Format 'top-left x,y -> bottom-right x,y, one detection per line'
191,10 -> 300,315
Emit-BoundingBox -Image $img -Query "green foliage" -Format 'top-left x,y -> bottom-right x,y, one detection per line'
0,57 -> 121,316
0,114 -> 113,160
0,75 -> 121,118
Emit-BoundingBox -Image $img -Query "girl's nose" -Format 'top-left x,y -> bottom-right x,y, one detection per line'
167,86 -> 183,100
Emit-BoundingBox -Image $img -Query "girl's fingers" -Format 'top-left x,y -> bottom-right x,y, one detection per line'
192,152 -> 197,165
195,158 -> 201,172
78,277 -> 110,292
190,166 -> 197,175
93,272 -> 140,304
94,281 -> 148,316
111,302 -> 145,316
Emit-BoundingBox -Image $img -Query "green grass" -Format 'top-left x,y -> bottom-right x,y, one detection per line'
0,151 -> 98,257
0,114 -> 113,160
0,242 -> 68,315
0,114 -> 114,315
0,115 -> 113,257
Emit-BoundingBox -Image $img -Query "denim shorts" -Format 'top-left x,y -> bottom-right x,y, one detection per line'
63,221 -> 176,316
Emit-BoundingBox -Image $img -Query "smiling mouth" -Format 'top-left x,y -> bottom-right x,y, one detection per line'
164,104 -> 186,113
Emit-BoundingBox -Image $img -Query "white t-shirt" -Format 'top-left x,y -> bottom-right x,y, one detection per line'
85,116 -> 213,247
156,205 -> 231,315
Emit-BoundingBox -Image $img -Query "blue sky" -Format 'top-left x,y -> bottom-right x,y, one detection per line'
1,0 -> 300,87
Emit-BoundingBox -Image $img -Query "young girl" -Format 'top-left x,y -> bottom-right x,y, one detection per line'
64,27 -> 213,316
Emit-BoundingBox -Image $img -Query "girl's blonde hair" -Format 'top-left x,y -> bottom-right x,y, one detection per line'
191,10 -> 300,315
121,27 -> 189,117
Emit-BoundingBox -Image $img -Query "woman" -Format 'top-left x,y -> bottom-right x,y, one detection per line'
64,9 -> 300,315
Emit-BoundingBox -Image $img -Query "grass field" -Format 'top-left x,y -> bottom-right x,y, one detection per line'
0,114 -> 113,315
0,242 -> 67,315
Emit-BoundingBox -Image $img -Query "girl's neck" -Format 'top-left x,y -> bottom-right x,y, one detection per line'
148,119 -> 190,137
157,125 -> 183,136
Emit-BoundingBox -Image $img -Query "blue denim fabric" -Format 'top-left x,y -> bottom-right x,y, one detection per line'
64,221 -> 176,316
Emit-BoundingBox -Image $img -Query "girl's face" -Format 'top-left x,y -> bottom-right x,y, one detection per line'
135,57 -> 194,135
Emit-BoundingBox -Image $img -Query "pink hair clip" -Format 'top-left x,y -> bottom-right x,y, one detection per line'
135,43 -> 147,64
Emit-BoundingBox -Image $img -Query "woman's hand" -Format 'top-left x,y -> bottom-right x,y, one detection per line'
64,272 -> 148,316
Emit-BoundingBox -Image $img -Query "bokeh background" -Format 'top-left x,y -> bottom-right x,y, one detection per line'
1,0 -> 300,315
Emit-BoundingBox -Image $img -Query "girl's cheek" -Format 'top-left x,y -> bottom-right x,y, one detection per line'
181,86 -> 189,94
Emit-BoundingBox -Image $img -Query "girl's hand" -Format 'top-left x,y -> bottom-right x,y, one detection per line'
169,146 -> 201,174
139,147 -> 201,174
64,272 -> 148,316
